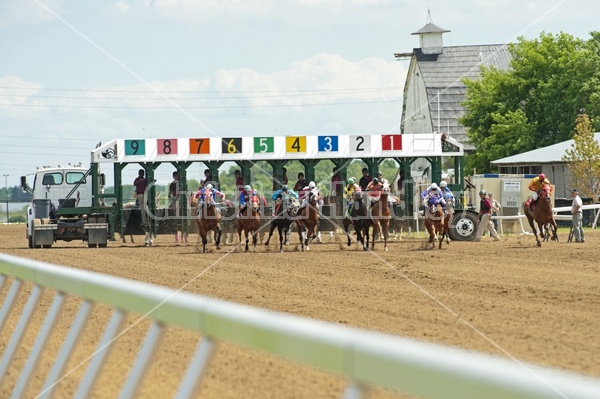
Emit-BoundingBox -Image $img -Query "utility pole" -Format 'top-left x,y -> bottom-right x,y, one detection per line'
3,174 -> 8,224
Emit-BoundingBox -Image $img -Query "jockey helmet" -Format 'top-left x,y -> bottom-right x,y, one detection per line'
309,181 -> 316,188
245,185 -> 251,191
282,185 -> 288,191
372,177 -> 379,184
539,173 -> 546,181
430,182 -> 438,190
348,178 -> 355,185
206,183 -> 213,190
440,181 -> 447,188
479,190 -> 486,195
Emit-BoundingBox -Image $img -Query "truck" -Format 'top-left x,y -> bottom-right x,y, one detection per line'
22,166 -> 110,248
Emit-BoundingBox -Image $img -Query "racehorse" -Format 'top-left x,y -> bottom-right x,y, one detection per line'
424,202 -> 445,249
192,193 -> 222,253
342,191 -> 369,251
369,185 -> 392,251
265,194 -> 298,252
524,183 -> 558,247
296,188 -> 320,251
237,195 -> 261,252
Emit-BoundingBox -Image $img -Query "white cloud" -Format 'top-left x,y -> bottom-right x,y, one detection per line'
0,0 -> 65,26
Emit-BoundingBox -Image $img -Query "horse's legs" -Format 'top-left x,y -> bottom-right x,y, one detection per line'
382,223 -> 389,251
201,233 -> 208,253
265,221 -> 276,246
215,228 -> 222,250
343,218 -> 353,247
252,230 -> 258,252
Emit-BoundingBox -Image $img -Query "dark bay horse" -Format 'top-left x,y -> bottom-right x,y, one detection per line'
369,186 -> 391,251
192,194 -> 222,253
342,191 -> 369,251
237,195 -> 261,252
296,188 -> 320,251
265,194 -> 298,252
424,202 -> 445,249
524,183 -> 558,247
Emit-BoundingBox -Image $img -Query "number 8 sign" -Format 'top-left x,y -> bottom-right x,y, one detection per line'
157,139 -> 178,155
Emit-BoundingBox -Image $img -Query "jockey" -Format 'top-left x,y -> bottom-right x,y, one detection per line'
197,183 -> 225,212
365,177 -> 384,207
528,173 -> 552,209
344,177 -> 361,215
439,181 -> 455,211
420,182 -> 443,207
298,181 -> 321,213
271,185 -> 299,215
239,184 -> 259,215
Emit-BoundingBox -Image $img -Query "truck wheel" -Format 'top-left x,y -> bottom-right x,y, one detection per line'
98,243 -> 107,248
88,243 -> 98,248
449,211 -> 479,241
28,234 -> 33,248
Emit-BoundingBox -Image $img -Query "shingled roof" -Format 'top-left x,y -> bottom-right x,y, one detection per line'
416,44 -> 511,148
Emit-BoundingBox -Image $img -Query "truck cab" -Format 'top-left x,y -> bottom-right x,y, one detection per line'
23,166 -> 108,248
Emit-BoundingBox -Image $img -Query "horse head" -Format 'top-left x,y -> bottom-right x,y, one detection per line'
250,195 -> 260,211
308,188 -> 319,205
540,184 -> 552,202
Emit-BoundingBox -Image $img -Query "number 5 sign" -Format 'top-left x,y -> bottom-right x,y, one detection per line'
254,137 -> 274,153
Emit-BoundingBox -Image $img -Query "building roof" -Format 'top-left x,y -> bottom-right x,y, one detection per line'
411,22 -> 450,35
414,44 -> 511,149
491,133 -> 600,165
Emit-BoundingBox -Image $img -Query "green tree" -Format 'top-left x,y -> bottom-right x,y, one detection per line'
562,114 -> 600,198
461,31 -> 600,172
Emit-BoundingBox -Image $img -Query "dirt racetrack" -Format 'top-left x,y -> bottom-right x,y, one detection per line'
1,223 -> 599,398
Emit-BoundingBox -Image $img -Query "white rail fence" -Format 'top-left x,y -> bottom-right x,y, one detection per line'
1,253 -> 600,398
493,204 -> 600,236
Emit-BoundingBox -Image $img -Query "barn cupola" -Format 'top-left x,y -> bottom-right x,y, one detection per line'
411,10 -> 450,55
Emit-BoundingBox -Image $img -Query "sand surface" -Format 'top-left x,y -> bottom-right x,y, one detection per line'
0,224 -> 598,398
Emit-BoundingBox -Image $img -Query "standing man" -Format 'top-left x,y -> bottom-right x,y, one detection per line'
488,192 -> 502,232
475,190 -> 500,241
571,188 -> 584,243
294,172 -> 307,192
358,168 -> 372,192
234,169 -> 245,198
133,169 -> 152,246
169,171 -> 187,243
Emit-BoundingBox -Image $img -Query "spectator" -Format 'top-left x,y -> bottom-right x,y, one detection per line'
294,172 -> 307,192
474,190 -> 500,241
169,171 -> 187,243
234,169 -> 245,197
358,167 -> 372,192
571,188 -> 584,243
203,168 -> 214,188
488,192 -> 501,232
282,167 -> 289,186
397,170 -> 406,192
376,171 -> 389,186
133,169 -> 151,246
331,167 -> 343,196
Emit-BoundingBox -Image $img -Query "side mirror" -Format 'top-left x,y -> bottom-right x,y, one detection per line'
20,176 -> 32,194
99,173 -> 106,186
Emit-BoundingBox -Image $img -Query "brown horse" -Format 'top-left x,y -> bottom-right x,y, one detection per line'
237,195 -> 261,252
424,202 -> 445,249
192,194 -> 222,253
296,188 -> 320,251
524,183 -> 558,247
369,185 -> 391,251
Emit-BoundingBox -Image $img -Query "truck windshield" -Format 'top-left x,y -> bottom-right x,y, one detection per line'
42,173 -> 63,185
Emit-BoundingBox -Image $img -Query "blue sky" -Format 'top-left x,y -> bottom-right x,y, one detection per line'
0,0 -> 597,187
